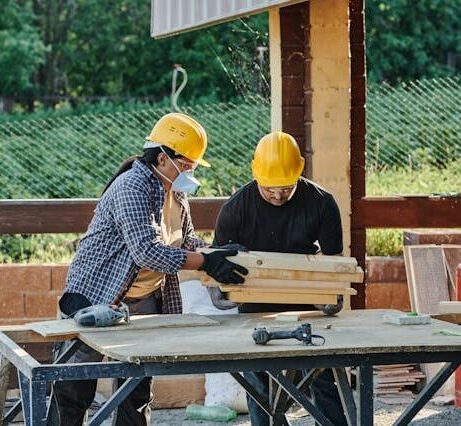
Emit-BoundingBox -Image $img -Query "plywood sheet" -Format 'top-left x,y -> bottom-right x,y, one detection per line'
441,245 -> 461,300
403,245 -> 449,314
77,309 -> 461,364
27,314 -> 219,337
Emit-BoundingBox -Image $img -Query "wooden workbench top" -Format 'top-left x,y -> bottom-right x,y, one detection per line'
76,309 -> 461,364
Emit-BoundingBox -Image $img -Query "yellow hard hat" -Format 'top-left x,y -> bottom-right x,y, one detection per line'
252,131 -> 305,186
145,113 -> 210,167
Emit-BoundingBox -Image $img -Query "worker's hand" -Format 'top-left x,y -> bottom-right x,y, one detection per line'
210,243 -> 249,252
199,249 -> 248,284
207,287 -> 239,310
315,295 -> 343,316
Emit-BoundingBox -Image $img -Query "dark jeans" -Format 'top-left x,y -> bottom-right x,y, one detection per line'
245,369 -> 348,426
47,293 -> 162,426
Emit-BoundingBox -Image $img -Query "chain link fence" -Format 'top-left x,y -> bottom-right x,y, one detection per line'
0,77 -> 460,199
0,98 -> 270,198
367,77 -> 461,171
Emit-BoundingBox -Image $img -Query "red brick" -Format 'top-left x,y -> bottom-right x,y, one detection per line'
366,257 -> 407,283
366,282 -> 411,311
0,292 -> 24,318
0,264 -> 51,292
24,291 -> 60,319
51,264 -> 69,290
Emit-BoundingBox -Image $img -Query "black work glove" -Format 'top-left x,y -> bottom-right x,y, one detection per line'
199,249 -> 248,284
210,242 -> 249,252
315,295 -> 344,316
207,287 -> 239,310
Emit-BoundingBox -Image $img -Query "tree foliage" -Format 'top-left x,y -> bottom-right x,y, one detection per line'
1,0 -> 461,108
0,0 -> 45,96
366,0 -> 461,84
0,0 -> 268,108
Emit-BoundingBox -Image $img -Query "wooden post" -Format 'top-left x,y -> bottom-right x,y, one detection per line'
456,264 -> 461,407
349,0 -> 366,308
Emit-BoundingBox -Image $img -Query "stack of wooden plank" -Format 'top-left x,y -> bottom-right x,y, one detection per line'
197,249 -> 364,305
374,364 -> 426,404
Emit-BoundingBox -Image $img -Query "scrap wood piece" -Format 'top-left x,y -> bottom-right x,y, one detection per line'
441,244 -> 461,300
438,301 -> 461,314
431,313 -> 461,324
264,311 -> 324,322
27,314 -> 219,337
198,248 -> 361,273
403,245 -> 449,314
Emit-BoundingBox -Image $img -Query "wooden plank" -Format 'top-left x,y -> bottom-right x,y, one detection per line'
404,245 -> 455,398
0,197 -> 226,234
432,313 -> 461,324
403,246 -> 417,311
201,268 -> 363,284
226,291 -> 337,305
202,277 -> 353,289
442,245 -> 461,300
183,271 -> 363,286
439,302 -> 461,314
403,245 -> 449,314
219,284 -> 357,295
198,249 -> 359,273
268,311 -> 323,322
353,196 -> 461,228
27,314 -> 219,337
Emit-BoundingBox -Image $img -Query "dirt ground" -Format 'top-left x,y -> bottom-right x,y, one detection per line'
5,397 -> 461,425
149,402 -> 461,425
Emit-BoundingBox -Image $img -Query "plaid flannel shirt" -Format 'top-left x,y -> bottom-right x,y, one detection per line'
65,160 -> 205,313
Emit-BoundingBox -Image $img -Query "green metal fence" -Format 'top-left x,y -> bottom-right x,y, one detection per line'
0,77 -> 460,199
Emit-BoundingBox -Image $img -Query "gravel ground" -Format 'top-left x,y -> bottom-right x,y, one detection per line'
149,401 -> 461,426
5,399 -> 461,425
5,390 -> 461,425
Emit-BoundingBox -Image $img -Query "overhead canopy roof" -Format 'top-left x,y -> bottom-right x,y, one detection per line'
151,0 -> 305,38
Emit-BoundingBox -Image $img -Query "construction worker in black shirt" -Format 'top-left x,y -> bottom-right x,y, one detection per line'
213,131 -> 347,426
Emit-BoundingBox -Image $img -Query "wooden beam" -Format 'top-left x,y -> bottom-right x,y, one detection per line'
353,197 -> 461,228
349,0 -> 366,310
0,197 -> 226,234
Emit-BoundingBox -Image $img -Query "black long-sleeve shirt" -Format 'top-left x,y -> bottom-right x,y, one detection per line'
214,177 -> 343,312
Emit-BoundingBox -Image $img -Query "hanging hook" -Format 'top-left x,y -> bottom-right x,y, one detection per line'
171,64 -> 188,112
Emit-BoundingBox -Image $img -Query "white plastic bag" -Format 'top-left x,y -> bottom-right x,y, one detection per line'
180,280 -> 247,413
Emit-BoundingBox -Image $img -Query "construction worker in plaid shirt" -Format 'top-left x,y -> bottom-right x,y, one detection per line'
48,113 -> 248,426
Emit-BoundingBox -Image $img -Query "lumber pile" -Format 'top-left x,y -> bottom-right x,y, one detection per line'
374,364 -> 426,404
196,249 -> 363,305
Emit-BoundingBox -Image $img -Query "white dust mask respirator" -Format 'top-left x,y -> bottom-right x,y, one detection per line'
151,145 -> 201,195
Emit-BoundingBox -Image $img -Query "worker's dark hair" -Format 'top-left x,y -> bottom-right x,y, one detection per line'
101,146 -> 181,194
